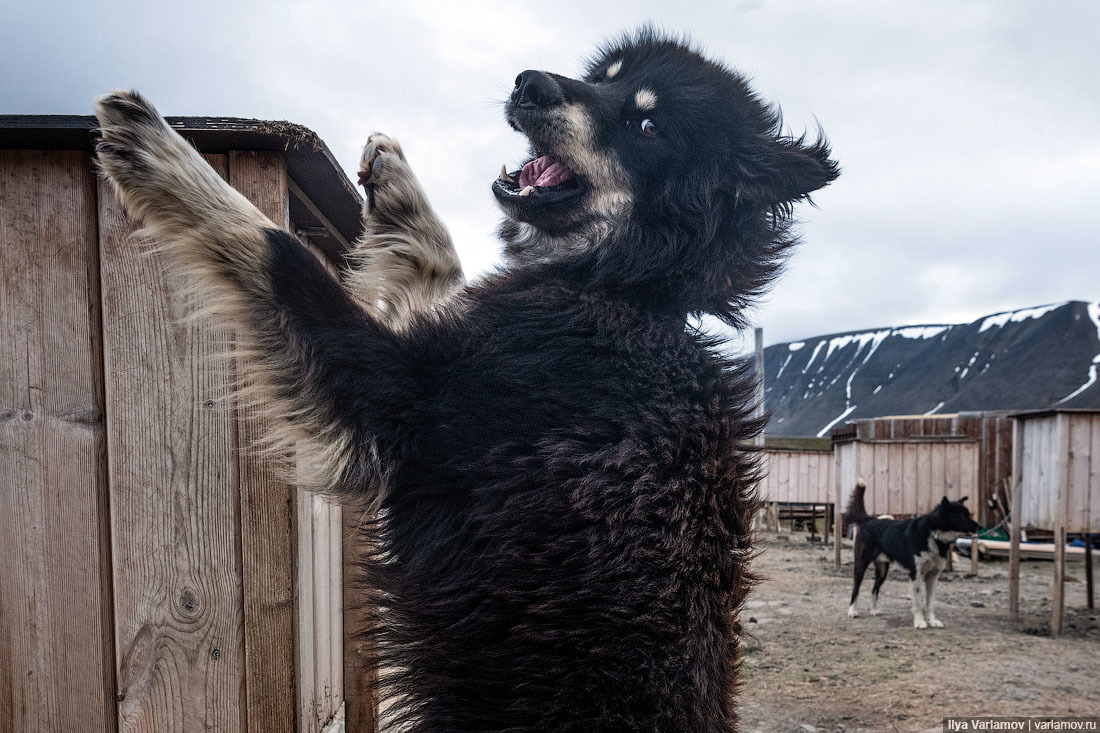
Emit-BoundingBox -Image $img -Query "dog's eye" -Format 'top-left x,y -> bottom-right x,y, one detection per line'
639,119 -> 659,137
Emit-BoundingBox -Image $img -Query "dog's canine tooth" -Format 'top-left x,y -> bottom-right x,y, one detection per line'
499,164 -> 514,183
519,185 -> 533,197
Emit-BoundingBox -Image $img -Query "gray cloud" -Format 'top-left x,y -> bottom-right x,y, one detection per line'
5,0 -> 1096,344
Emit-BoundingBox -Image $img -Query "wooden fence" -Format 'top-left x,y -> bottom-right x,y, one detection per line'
1,117 -> 373,733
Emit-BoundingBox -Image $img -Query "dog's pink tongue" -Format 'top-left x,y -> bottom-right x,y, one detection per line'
519,156 -> 574,188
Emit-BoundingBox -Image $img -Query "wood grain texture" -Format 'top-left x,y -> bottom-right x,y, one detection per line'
902,443 -> 917,515
1090,415 -> 1100,530
1067,414 -> 1092,532
227,151 -> 298,733
99,156 -> 246,733
0,150 -> 117,733
342,503 -> 378,733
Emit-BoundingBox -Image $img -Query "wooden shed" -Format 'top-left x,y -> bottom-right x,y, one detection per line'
1008,408 -> 1100,636
1,116 -> 374,732
829,413 -> 1013,568
759,437 -> 835,537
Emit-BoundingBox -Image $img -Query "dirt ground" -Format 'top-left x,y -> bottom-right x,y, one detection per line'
738,531 -> 1100,733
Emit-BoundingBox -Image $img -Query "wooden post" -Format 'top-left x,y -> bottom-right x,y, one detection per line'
1052,525 -> 1066,637
834,453 -> 843,569
1009,419 -> 1023,619
1085,532 -> 1095,611
824,503 -> 831,545
810,504 -> 818,542
969,533 -> 980,575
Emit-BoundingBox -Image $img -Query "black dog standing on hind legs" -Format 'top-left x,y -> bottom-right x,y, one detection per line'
844,480 -> 980,629
95,29 -> 837,732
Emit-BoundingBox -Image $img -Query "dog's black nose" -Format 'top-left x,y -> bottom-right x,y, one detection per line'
512,70 -> 562,109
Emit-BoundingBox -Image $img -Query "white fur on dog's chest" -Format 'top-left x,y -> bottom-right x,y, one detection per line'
914,538 -> 945,578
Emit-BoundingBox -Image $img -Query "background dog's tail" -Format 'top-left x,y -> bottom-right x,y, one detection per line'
844,479 -> 871,526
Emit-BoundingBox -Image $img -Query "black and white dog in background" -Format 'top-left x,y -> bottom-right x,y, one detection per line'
845,480 -> 980,628
94,28 -> 837,732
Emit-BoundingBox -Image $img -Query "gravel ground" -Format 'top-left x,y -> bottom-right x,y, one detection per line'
738,532 -> 1100,733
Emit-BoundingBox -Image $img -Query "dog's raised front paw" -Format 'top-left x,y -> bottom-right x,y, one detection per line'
95,90 -> 171,185
358,133 -> 407,187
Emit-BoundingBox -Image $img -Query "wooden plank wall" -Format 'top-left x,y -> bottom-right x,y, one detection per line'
1,150 -> 117,733
1019,413 -> 1099,532
759,449 -> 834,503
834,439 -> 980,518
849,415 -> 1011,525
2,147 -> 355,732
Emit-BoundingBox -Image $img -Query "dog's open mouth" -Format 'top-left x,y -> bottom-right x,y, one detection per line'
492,154 -> 584,208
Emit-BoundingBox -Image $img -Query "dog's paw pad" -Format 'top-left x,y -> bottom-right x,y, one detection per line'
358,133 -> 407,187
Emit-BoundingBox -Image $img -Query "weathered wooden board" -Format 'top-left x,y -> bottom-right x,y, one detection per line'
100,155 -> 246,733
228,151 -> 298,733
342,502 -> 378,733
0,150 -> 117,733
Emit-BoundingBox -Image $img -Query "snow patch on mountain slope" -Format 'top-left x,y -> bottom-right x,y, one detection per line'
978,302 -> 1065,333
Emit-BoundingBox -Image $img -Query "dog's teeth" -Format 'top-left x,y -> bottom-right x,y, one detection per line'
519,186 -> 533,197
499,164 -> 514,183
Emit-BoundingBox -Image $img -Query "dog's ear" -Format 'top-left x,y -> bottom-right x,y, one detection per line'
940,496 -> 951,506
958,496 -> 968,504
749,136 -> 839,207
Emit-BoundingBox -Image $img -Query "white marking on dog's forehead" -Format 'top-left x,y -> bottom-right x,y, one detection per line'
605,59 -> 622,79
634,88 -> 658,111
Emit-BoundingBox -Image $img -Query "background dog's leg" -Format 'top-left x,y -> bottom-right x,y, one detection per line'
344,133 -> 464,329
96,90 -> 413,498
848,547 -> 871,618
910,575 -> 929,628
870,561 -> 889,616
924,572 -> 944,627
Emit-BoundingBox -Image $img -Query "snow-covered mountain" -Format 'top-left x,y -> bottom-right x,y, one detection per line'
763,300 -> 1100,437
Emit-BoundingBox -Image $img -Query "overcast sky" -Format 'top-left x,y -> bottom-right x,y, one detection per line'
4,0 -> 1097,345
